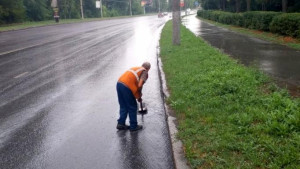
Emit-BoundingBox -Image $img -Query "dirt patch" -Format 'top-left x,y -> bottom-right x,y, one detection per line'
251,30 -> 263,34
282,36 -> 299,43
275,80 -> 300,98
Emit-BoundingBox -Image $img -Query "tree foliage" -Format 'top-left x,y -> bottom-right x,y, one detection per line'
0,0 -> 26,24
200,0 -> 300,13
58,0 -> 81,19
0,0 -> 170,24
24,0 -> 52,21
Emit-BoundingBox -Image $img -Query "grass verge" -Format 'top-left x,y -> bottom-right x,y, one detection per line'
0,19 -> 97,32
197,17 -> 300,50
160,21 -> 300,168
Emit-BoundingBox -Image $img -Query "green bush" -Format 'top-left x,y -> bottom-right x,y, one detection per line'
242,11 -> 255,28
218,12 -> 233,24
198,10 -> 243,26
197,10 -> 300,38
244,11 -> 281,31
208,10 -> 221,22
270,13 -> 300,38
218,12 -> 243,26
102,5 -> 120,17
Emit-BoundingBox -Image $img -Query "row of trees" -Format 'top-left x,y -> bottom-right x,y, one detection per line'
201,0 -> 300,13
2,0 -> 197,24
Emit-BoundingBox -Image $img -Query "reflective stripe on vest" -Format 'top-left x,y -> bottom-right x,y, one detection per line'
128,67 -> 145,82
118,67 -> 146,98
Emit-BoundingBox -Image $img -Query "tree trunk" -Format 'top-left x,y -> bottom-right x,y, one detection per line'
247,0 -> 251,11
222,0 -> 226,11
282,0 -> 287,12
80,0 -> 84,19
236,0 -> 241,13
172,0 -> 180,45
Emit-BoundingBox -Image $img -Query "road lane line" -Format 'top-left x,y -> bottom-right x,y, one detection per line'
0,43 -> 50,56
0,34 -> 74,56
14,72 -> 29,79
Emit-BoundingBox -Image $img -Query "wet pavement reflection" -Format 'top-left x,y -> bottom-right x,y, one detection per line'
182,15 -> 300,96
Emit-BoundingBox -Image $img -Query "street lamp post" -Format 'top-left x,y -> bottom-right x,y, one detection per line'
158,0 -> 161,13
129,0 -> 132,16
101,0 -> 103,17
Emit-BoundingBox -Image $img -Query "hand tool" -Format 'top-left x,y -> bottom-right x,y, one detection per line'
138,101 -> 147,114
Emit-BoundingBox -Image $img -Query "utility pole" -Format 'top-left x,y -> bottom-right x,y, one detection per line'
101,0 -> 103,17
80,0 -> 84,19
158,0 -> 161,13
96,0 -> 103,17
172,0 -> 180,45
129,0 -> 132,16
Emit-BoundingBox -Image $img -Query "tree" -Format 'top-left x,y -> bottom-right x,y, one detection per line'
173,0 -> 180,45
58,0 -> 80,19
222,0 -> 226,11
24,0 -> 51,21
132,0 -> 143,15
84,0 -> 101,18
0,0 -> 25,24
282,0 -> 287,12
236,0 -> 241,12
247,0 -> 251,11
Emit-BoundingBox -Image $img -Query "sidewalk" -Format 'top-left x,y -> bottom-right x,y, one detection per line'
182,15 -> 300,96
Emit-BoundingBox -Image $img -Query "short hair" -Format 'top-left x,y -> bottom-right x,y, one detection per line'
142,62 -> 151,70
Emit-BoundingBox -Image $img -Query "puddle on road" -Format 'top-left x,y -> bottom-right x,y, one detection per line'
182,15 -> 300,97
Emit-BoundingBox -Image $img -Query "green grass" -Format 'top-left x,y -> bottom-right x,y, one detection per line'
0,19 -> 93,32
197,17 -> 300,50
160,21 -> 300,168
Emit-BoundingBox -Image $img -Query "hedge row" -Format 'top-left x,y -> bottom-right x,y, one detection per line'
197,10 -> 300,38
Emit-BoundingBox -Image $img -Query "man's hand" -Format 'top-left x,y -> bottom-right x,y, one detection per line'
137,98 -> 142,102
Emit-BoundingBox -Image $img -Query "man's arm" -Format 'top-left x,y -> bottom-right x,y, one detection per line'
137,70 -> 148,101
137,79 -> 144,102
138,79 -> 144,88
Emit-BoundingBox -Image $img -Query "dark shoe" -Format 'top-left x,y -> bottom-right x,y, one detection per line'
116,124 -> 130,130
130,125 -> 143,132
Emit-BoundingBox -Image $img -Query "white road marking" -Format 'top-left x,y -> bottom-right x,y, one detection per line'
0,45 -> 42,56
14,72 -> 29,79
0,34 -> 72,56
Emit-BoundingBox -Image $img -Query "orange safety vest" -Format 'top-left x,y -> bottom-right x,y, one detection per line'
118,67 -> 146,99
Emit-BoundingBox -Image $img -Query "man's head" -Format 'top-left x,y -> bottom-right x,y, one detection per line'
142,62 -> 151,71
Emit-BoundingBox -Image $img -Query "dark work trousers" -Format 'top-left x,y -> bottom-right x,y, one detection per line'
116,82 -> 138,129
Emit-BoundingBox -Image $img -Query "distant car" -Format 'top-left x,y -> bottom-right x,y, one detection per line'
186,8 -> 191,14
163,12 -> 168,16
158,13 -> 163,18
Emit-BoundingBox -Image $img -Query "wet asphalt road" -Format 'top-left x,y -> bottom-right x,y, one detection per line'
182,15 -> 300,95
0,16 -> 175,169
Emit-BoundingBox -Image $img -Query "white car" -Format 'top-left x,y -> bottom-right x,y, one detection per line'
186,8 -> 191,14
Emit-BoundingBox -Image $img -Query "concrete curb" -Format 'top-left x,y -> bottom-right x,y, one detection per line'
157,56 -> 190,169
